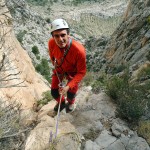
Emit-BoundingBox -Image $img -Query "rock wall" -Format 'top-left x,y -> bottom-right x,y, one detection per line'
86,0 -> 150,73
102,0 -> 150,73
0,0 -> 50,109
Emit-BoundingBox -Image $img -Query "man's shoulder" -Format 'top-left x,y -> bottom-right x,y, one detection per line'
48,38 -> 55,44
48,38 -> 56,49
72,39 -> 85,50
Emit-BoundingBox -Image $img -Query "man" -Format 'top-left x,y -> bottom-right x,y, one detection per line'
48,18 -> 86,112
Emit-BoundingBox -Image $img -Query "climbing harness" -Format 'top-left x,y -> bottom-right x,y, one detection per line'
54,38 -> 72,68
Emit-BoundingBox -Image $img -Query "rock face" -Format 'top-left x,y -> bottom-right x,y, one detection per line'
0,1 -> 50,109
102,0 -> 150,73
6,0 -> 51,65
105,0 -> 150,65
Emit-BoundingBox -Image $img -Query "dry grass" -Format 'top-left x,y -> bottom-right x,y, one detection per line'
137,120 -> 150,145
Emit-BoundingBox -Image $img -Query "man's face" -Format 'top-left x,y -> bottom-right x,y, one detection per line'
52,29 -> 69,48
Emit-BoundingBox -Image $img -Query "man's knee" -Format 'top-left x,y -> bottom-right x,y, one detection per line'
51,89 -> 59,99
67,91 -> 76,100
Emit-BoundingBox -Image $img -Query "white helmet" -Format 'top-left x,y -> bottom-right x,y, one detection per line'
50,18 -> 69,33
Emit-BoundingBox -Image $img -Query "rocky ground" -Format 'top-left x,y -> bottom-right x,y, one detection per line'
23,86 -> 150,150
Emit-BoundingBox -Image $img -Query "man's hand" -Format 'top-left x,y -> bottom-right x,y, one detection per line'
59,85 -> 69,95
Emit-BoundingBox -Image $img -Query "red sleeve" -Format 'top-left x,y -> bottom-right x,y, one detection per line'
67,47 -> 86,88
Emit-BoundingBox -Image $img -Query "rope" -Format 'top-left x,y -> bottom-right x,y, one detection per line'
49,92 -> 64,145
54,93 -> 63,139
49,53 -> 65,144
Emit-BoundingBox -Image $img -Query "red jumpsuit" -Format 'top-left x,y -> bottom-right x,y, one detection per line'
48,38 -> 86,104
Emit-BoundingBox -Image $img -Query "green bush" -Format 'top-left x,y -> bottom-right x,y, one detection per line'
35,64 -> 43,73
106,76 -> 123,100
111,64 -> 127,74
32,46 -> 39,55
36,55 -> 40,60
45,18 -> 51,23
137,66 -> 150,81
147,16 -> 150,25
116,86 -> 147,121
91,73 -> 107,93
82,72 -> 94,86
53,0 -> 58,2
16,30 -> 27,44
105,72 -> 129,100
105,70 -> 149,122
146,51 -> 150,61
37,91 -> 52,106
35,58 -> 51,83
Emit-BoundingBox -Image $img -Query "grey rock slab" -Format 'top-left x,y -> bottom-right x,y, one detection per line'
95,130 -> 117,149
84,140 -> 100,150
106,139 -> 126,150
126,136 -> 150,150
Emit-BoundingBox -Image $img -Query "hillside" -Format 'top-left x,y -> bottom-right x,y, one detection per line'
87,0 -> 150,76
1,0 -> 150,150
0,0 -> 50,109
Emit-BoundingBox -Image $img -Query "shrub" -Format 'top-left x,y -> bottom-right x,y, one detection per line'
16,30 -> 27,44
37,91 -> 52,106
105,70 -> 149,122
0,100 -> 30,149
36,55 -> 40,60
111,64 -> 127,74
136,65 -> 150,81
35,64 -> 43,73
91,73 -> 107,94
35,58 -> 51,83
146,51 -> 150,61
0,100 -> 21,139
72,0 -> 82,6
32,46 -> 39,55
105,76 -> 126,100
105,71 -> 129,101
46,18 -> 51,23
116,87 -> 147,121
82,72 -> 94,86
147,16 -> 150,25
90,69 -> 149,122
